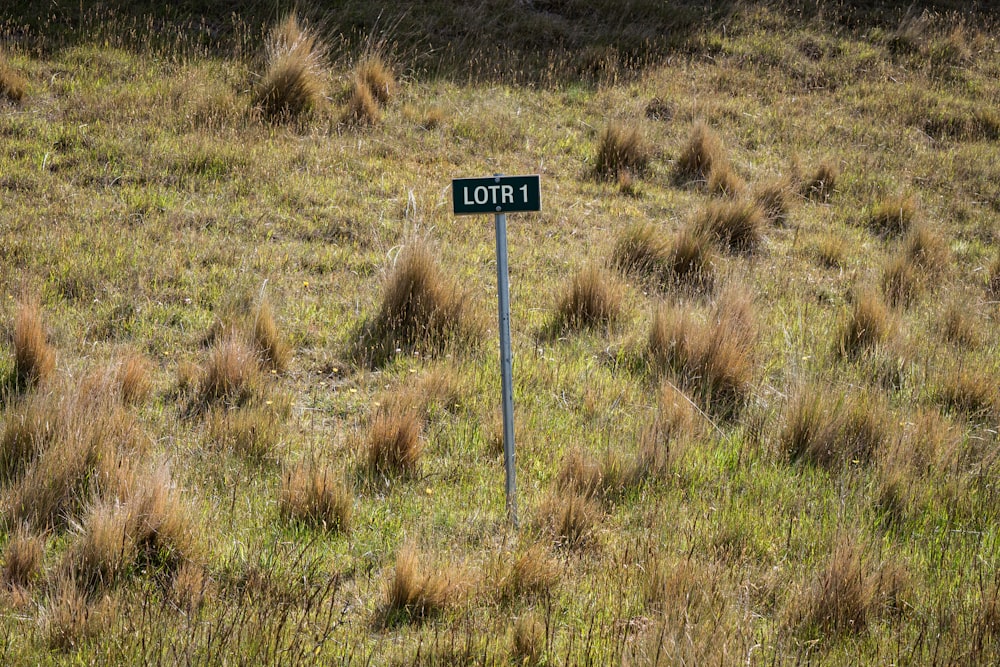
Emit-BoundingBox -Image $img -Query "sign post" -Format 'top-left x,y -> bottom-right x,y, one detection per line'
452,174 -> 541,527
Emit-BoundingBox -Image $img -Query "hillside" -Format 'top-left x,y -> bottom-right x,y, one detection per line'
2,2 -> 1000,664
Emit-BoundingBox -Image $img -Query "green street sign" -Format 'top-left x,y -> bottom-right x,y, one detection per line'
452,175 -> 541,215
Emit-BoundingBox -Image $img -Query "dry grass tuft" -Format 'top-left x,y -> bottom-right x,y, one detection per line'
791,538 -> 874,637
512,612 -> 546,665
801,160 -> 839,201
987,255 -> 1000,299
881,252 -> 921,308
1,391 -> 60,484
782,383 -> 890,469
279,459 -> 352,532
936,364 -> 997,419
255,14 -> 326,120
199,333 -> 261,406
648,290 -> 757,415
754,178 -> 793,225
497,543 -> 560,603
383,545 -> 466,623
359,242 -> 472,367
815,233 -> 848,268
125,467 -> 199,573
668,227 -> 716,288
70,501 -> 133,593
365,408 -> 424,477
903,222 -> 949,273
0,54 -> 27,103
554,264 -> 623,330
539,489 -> 601,549
252,299 -> 291,373
692,200 -> 766,254
707,161 -> 746,198
45,574 -> 107,651
611,222 -> 669,279
345,74 -> 380,125
837,291 -> 893,357
171,562 -> 210,613
941,297 -> 979,348
593,122 -> 651,180
2,526 -> 44,590
13,299 -> 56,388
869,194 -> 917,238
208,407 -> 281,461
675,121 -> 724,182
115,353 -> 153,405
355,55 -> 396,106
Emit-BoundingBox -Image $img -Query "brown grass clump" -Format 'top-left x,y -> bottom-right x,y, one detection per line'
512,612 -> 546,665
70,501 -> 133,593
171,562 -> 210,614
383,545 -> 465,623
987,255 -> 1000,299
800,160 -> 839,201
881,252 -> 921,308
554,264 -> 623,330
0,54 -> 27,103
13,299 -> 56,388
692,200 -> 766,254
125,467 -> 198,573
254,14 -> 326,120
2,526 -> 44,590
252,299 -> 291,373
365,408 -> 424,477
707,161 -> 746,198
45,574 -> 107,651
345,74 -> 380,125
837,291 -> 893,357
0,391 -> 60,484
115,353 -> 153,405
936,364 -> 997,419
648,290 -> 757,415
355,55 -> 396,106
539,489 -> 601,549
782,383 -> 890,469
208,407 -> 281,461
200,333 -> 261,406
941,298 -> 979,348
279,459 -> 352,532
791,538 -> 875,637
815,233 -> 848,268
869,194 -> 917,238
496,543 -> 560,604
668,227 -> 716,288
675,121 -> 724,182
593,122 -> 651,180
903,222 -> 949,274
359,242 -> 472,367
611,222 -> 669,279
754,178 -> 793,225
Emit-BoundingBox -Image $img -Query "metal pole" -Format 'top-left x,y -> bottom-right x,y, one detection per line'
495,210 -> 518,527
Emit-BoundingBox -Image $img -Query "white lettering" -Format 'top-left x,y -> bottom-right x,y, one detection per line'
501,185 -> 514,204
463,186 -> 473,206
520,184 -> 528,202
474,186 -> 488,204
488,184 -> 501,202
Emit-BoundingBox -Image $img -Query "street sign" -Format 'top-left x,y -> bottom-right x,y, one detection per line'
451,173 -> 541,527
452,175 -> 541,215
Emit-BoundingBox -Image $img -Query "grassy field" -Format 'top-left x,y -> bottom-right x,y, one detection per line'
2,1 -> 1000,664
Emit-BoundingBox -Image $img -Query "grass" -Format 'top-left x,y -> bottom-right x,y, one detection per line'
552,263 -> 623,330
279,459 -> 352,532
253,14 -> 326,121
593,122 -> 651,180
869,194 -> 918,238
3,3 -> 1000,664
691,200 -> 766,254
0,53 -> 26,103
12,300 -> 56,389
